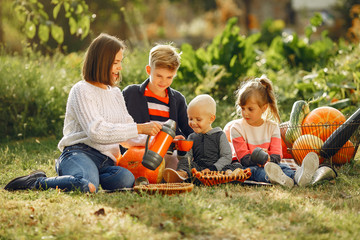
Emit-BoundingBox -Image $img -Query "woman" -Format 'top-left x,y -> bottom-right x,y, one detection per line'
4,33 -> 161,193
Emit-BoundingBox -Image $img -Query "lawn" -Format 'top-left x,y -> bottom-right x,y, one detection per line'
1,137 -> 360,239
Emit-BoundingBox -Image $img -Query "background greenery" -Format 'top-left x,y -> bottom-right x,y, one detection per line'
1,2 -> 360,239
1,14 -> 360,141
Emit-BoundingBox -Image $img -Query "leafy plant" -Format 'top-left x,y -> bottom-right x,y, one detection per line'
177,17 -> 260,100
13,0 -> 92,51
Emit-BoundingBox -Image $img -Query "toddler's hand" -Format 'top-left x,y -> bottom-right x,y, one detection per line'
174,135 -> 186,140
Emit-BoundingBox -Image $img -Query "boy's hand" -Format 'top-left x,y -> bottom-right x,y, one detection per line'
137,122 -> 162,136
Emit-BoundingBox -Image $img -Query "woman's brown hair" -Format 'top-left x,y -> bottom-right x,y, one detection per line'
236,76 -> 281,123
82,33 -> 125,86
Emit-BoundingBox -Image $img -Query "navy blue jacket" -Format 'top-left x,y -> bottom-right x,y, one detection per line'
122,78 -> 193,137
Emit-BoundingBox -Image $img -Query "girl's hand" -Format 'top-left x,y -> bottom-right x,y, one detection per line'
257,156 -> 270,168
137,122 -> 162,136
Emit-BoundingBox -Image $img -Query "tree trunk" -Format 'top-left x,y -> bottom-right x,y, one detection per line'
0,0 -> 3,43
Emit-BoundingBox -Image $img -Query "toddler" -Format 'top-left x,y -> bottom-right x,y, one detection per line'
163,94 -> 232,182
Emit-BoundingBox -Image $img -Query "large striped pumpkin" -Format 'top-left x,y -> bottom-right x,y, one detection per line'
301,106 -> 346,141
291,134 -> 324,165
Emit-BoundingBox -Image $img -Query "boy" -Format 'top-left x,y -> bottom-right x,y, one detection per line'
163,94 -> 232,183
122,44 -> 193,170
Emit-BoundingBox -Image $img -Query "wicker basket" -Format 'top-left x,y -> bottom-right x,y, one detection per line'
133,183 -> 194,195
191,168 -> 252,186
280,121 -> 360,165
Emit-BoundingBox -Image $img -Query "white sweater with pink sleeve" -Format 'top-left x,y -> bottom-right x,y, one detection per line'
58,80 -> 138,162
230,118 -> 282,163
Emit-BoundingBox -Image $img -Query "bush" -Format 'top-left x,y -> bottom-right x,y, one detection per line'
1,14 -> 360,140
0,47 -> 82,141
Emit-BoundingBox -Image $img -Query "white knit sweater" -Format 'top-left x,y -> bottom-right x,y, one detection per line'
58,80 -> 138,161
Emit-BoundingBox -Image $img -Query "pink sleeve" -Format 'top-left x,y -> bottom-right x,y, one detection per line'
232,136 -> 251,160
269,137 -> 282,154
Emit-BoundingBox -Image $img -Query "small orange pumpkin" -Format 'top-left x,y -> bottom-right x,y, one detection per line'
331,140 -> 355,165
116,146 -> 165,184
301,106 -> 346,142
281,137 -> 293,159
291,134 -> 324,165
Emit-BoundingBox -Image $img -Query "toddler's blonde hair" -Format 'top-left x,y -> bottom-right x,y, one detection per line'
188,94 -> 216,116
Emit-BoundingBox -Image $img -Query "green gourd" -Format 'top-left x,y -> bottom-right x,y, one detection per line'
285,100 -> 310,144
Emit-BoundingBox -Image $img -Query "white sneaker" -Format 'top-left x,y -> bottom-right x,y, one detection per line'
264,162 -> 294,188
294,152 -> 319,187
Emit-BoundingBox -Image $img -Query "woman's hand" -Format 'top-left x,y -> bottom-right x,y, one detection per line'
137,122 -> 162,136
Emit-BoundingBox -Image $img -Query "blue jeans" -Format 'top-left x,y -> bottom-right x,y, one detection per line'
248,164 -> 295,183
35,144 -> 135,192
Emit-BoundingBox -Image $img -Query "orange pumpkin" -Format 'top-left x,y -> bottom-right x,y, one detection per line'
291,134 -> 324,165
116,146 -> 165,184
281,137 -> 293,159
302,106 -> 346,141
332,140 -> 355,165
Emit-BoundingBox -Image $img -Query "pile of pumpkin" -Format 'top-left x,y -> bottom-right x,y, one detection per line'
280,100 -> 357,165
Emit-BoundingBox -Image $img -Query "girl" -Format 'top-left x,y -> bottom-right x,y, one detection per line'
230,76 -> 319,188
4,33 -> 161,193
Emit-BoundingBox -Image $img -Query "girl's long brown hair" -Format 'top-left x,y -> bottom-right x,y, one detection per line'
235,76 -> 281,123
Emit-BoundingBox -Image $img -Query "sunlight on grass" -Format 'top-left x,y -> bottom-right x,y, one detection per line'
1,138 -> 360,239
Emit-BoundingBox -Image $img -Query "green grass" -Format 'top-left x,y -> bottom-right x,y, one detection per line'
1,138 -> 360,239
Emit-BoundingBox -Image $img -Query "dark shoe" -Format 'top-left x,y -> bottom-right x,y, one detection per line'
4,170 -> 47,191
310,164 -> 337,185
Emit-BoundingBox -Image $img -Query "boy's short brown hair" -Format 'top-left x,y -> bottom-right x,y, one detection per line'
149,44 -> 181,70
83,33 -> 125,86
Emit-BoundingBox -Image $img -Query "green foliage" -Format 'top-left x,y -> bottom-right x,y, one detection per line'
1,13 -> 360,139
258,19 -> 286,46
0,47 -> 82,140
13,0 -> 92,50
177,17 -> 260,100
